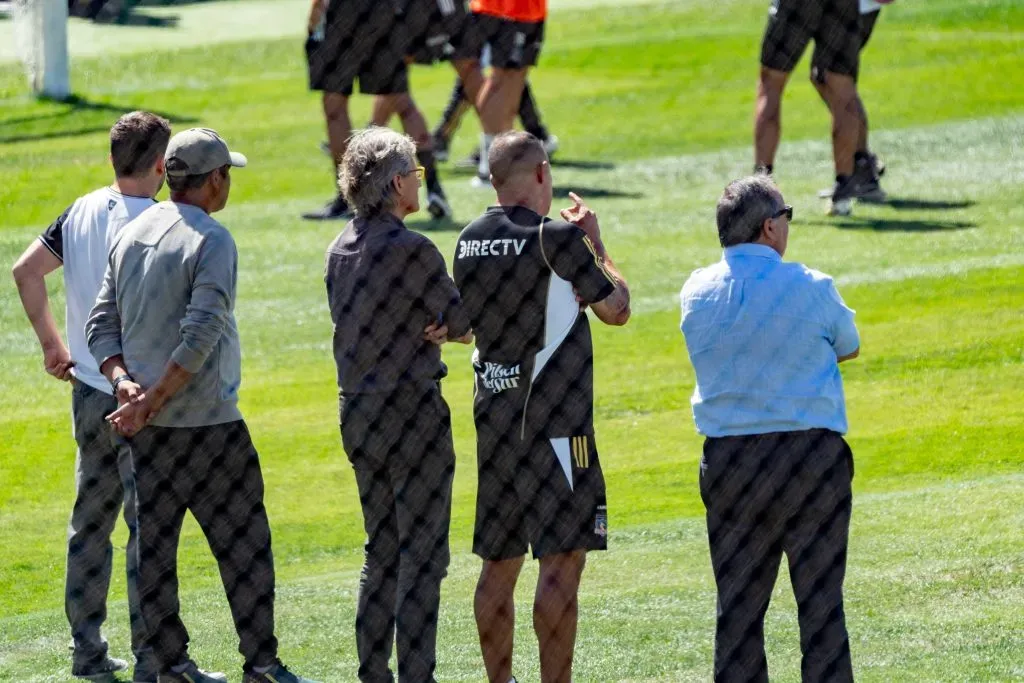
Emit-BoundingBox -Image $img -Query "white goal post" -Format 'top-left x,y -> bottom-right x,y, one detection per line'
13,0 -> 71,99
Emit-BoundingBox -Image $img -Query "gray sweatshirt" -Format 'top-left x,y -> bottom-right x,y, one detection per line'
87,201 -> 243,428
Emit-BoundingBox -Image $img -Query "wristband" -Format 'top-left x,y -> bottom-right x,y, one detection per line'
111,374 -> 134,392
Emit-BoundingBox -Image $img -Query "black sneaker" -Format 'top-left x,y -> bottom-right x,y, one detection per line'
852,156 -> 887,203
455,148 -> 482,170
157,660 -> 227,683
243,661 -> 319,683
73,656 -> 128,682
866,151 -> 886,178
433,134 -> 450,163
827,175 -> 857,216
301,194 -> 353,221
754,163 -> 773,176
427,192 -> 453,220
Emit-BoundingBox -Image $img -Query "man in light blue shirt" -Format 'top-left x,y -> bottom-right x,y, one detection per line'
680,176 -> 860,683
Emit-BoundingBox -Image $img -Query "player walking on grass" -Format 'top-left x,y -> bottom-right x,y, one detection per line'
12,111 -> 170,683
754,0 -> 885,215
304,0 -> 452,221
813,0 -> 892,204
453,132 -> 631,683
87,128 -> 318,683
451,0 -> 550,186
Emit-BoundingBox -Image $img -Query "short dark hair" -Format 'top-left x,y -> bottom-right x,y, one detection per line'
489,131 -> 547,187
166,164 -> 227,193
716,176 -> 782,247
110,111 -> 171,178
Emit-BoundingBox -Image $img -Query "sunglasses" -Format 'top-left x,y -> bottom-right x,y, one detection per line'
772,204 -> 793,221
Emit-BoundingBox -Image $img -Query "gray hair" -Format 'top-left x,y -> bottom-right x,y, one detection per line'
338,127 -> 418,217
716,175 -> 783,247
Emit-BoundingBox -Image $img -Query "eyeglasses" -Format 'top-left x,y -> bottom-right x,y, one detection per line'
408,165 -> 425,181
772,204 -> 793,221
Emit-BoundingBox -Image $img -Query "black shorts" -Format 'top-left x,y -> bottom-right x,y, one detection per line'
306,0 -> 408,95
452,12 -> 545,69
810,8 -> 879,82
760,0 -> 860,78
402,0 -> 469,65
473,392 -> 608,560
858,9 -> 879,51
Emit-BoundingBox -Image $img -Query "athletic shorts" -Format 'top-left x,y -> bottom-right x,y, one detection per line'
472,392 -> 608,560
760,0 -> 860,78
451,12 -> 545,69
306,0 -> 408,95
810,7 -> 879,82
402,0 -> 469,65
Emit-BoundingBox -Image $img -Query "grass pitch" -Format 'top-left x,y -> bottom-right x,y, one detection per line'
1,0 -> 1022,680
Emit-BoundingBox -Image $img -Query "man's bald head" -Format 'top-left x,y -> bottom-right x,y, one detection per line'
488,131 -> 548,189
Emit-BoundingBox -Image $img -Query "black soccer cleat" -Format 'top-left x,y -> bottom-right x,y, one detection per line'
302,194 -> 353,221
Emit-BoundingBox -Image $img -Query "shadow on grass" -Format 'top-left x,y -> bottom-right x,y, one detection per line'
86,10 -> 179,27
406,215 -> 466,233
552,185 -> 643,200
450,158 -> 617,176
551,158 -> 617,171
805,217 -> 976,232
0,95 -> 196,144
882,198 -> 977,211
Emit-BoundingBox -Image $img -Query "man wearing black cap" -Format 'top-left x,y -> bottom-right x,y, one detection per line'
87,128 -> 318,683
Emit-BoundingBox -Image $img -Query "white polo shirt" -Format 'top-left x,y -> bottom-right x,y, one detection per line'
39,186 -> 155,394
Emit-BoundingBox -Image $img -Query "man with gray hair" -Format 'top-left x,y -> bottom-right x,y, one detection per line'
88,128 -> 317,683
680,175 -> 861,682
325,126 -> 471,683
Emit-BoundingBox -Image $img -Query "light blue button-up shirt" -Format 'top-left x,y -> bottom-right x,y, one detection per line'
679,243 -> 859,437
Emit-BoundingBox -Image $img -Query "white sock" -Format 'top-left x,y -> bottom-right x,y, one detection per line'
479,133 -> 495,178
253,664 -> 275,674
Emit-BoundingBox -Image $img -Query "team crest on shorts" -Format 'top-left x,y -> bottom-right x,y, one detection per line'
594,506 -> 608,537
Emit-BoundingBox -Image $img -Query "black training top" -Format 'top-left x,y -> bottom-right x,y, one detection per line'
326,212 -> 470,395
453,205 -> 616,438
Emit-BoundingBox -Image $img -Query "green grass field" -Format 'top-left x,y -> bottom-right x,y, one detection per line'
1,0 -> 1023,680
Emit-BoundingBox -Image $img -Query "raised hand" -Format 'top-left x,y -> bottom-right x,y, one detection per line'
560,191 -> 601,243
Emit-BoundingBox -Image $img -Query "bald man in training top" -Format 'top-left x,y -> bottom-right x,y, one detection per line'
453,131 -> 630,683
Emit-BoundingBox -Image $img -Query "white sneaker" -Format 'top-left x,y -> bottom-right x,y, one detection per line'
471,174 -> 491,189
827,197 -> 853,216
542,134 -> 559,157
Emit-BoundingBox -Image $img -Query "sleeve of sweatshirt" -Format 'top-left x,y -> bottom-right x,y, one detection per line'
170,229 -> 237,373
86,258 -> 124,368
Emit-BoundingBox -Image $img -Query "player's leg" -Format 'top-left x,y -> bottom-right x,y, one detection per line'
754,67 -> 790,174
186,422 -> 280,676
783,433 -> 854,683
303,0 -> 358,220
518,81 -> 557,155
475,18 -> 542,183
391,388 -> 456,682
66,382 -> 128,679
700,436 -> 786,683
476,556 -> 526,683
755,0 -> 817,174
534,550 -> 586,683
814,0 -> 863,214
433,77 -> 473,161
473,416 -> 529,683
129,426 -> 192,676
369,60 -> 453,219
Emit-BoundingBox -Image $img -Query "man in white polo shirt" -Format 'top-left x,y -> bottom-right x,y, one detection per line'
11,111 -> 172,683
